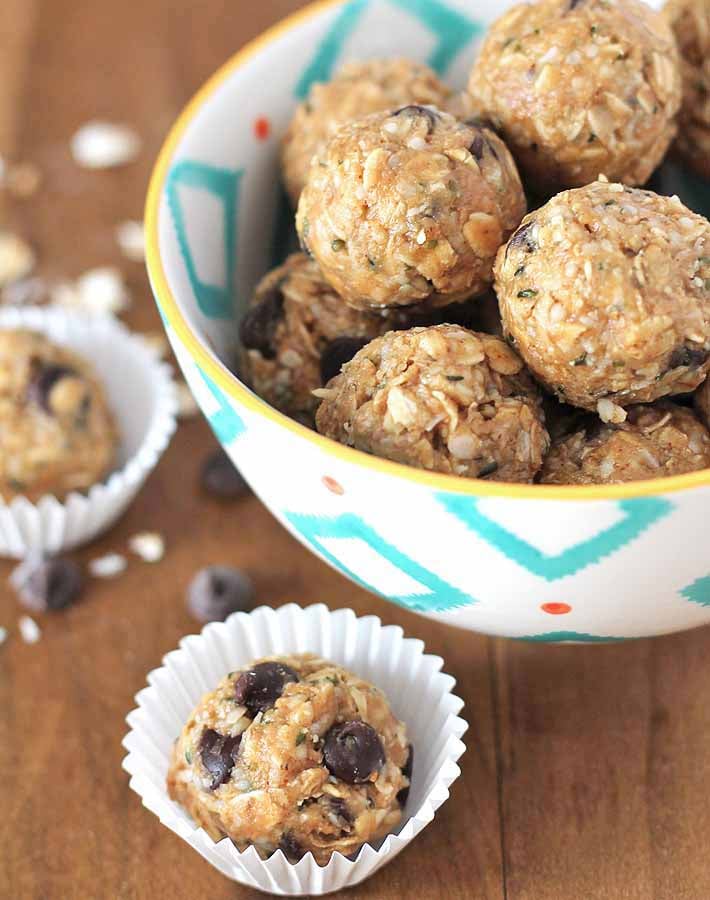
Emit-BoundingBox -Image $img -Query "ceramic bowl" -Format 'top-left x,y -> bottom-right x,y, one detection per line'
146,0 -> 710,641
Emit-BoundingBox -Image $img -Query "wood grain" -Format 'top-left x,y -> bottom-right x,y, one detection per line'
1,1 -> 709,898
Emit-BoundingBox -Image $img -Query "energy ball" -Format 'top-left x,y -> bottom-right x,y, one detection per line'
296,107 -> 526,312
0,329 -> 117,501
468,0 -> 682,192
315,324 -> 549,482
540,401 -> 710,484
664,0 -> 710,180
167,654 -> 411,865
281,59 -> 456,206
239,253 -> 402,424
495,180 -> 710,412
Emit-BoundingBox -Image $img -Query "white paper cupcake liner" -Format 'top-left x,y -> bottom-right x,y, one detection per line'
0,306 -> 177,558
122,603 -> 468,896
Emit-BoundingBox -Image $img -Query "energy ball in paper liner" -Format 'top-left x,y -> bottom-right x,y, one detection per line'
0,329 -> 117,501
167,654 -> 411,866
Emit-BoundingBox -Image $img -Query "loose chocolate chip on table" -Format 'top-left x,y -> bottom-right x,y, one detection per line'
199,728 -> 241,790
397,745 -> 414,807
278,832 -> 306,862
10,555 -> 84,613
320,337 -> 369,385
322,721 -> 386,784
239,287 -> 284,359
27,364 -> 76,413
200,448 -> 250,500
186,566 -> 255,623
234,661 -> 299,715
392,105 -> 438,133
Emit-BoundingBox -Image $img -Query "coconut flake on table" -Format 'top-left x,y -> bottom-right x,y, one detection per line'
128,531 -> 165,563
50,266 -> 130,315
115,220 -> 145,262
18,615 -> 41,644
71,121 -> 141,169
89,552 -> 127,578
0,625 -> 7,647
0,232 -> 35,287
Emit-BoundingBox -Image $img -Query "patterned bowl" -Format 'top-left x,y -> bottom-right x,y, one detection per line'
146,0 -> 710,642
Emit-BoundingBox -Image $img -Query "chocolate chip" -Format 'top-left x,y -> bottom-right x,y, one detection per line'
322,721 -> 385,784
506,220 -> 537,256
200,448 -> 250,500
669,346 -> 709,370
199,728 -> 241,790
397,745 -> 414,807
392,105 -> 438,133
320,337 -> 369,385
234,661 -> 299,715
186,566 -> 255,623
327,796 -> 354,828
469,134 -> 485,161
27,364 -> 77,413
278,832 -> 306,862
10,555 -> 84,613
239,287 -> 284,359
478,460 -> 499,478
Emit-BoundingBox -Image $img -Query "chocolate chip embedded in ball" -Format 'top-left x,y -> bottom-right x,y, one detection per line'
397,744 -> 414,807
234,661 -> 299,715
239,286 -> 284,360
10,555 -> 84,613
392,104 -> 439,133
322,721 -> 386,784
278,831 -> 306,862
199,728 -> 241,790
200,448 -> 250,500
186,566 -> 255,623
27,364 -> 78,414
320,337 -> 369,385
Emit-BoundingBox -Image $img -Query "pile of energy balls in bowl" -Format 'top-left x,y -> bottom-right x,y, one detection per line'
240,0 -> 710,487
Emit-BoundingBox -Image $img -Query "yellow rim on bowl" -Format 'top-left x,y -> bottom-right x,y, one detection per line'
145,0 -> 710,501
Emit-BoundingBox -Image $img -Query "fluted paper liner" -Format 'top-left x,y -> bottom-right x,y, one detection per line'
122,603 -> 467,896
0,306 -> 177,557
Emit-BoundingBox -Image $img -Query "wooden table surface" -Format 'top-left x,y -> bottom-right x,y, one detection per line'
2,1 -> 710,898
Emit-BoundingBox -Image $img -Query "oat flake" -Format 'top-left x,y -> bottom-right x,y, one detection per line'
0,232 -> 35,287
18,615 -> 41,644
129,532 -> 165,563
71,120 -> 141,169
89,553 -> 127,578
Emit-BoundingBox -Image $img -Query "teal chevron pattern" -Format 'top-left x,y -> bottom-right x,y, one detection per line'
296,0 -> 481,99
285,511 -> 473,611
438,495 -> 672,581
295,0 -> 370,98
518,632 -> 627,643
166,160 -> 243,320
681,576 -> 710,607
198,365 -> 245,444
388,0 -> 481,74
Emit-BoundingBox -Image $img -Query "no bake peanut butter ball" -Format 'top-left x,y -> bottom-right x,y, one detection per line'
296,106 -> 526,312
468,0 -> 682,192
